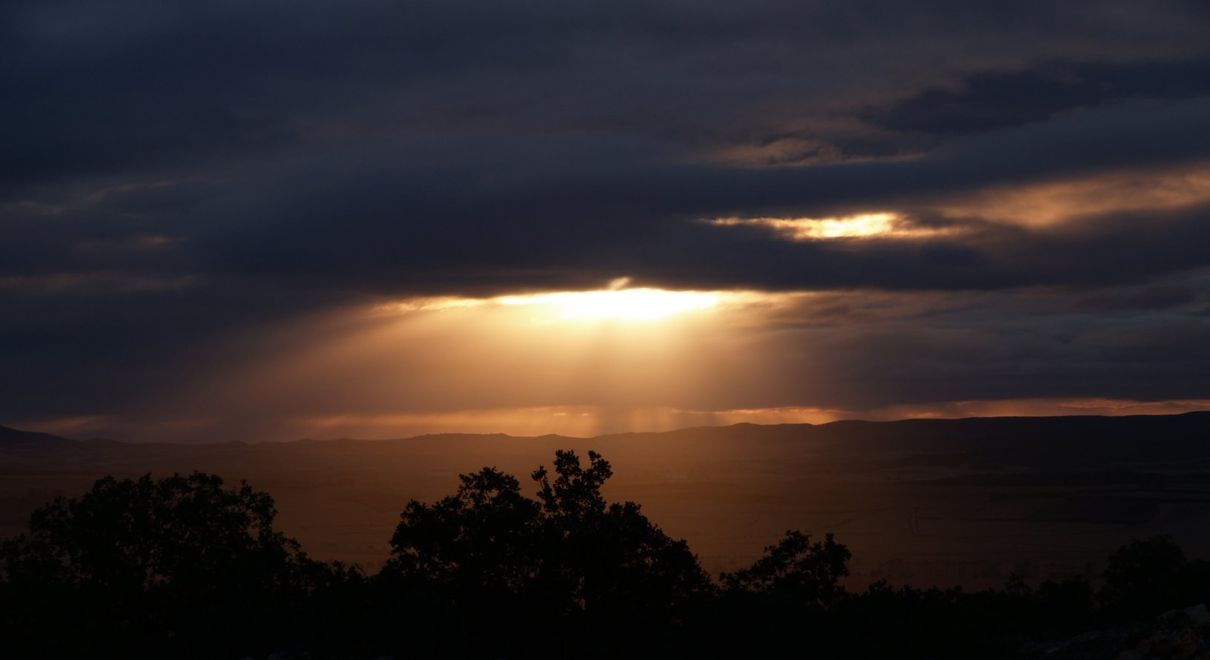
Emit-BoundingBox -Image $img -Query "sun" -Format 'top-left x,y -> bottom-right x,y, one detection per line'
496,287 -> 722,321
372,279 -> 772,323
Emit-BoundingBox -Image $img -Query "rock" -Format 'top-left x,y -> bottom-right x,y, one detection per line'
1021,603 -> 1210,659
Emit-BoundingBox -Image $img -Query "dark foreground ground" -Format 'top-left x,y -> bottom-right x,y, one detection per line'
3,412 -> 1210,588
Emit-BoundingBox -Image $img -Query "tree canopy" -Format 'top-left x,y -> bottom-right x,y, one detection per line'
384,450 -> 713,656
0,472 -> 328,658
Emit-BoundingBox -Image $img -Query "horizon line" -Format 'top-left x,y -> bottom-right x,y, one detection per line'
5,409 -> 1209,446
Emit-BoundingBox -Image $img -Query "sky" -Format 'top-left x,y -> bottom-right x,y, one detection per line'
4,0 -> 1210,442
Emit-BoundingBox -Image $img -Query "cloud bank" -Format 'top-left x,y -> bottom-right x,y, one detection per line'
4,0 -> 1210,439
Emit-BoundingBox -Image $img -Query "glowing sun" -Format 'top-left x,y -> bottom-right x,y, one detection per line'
496,287 -> 723,321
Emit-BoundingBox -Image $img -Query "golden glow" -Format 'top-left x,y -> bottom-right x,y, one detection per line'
371,296 -> 490,313
496,288 -> 722,321
934,161 -> 1210,226
710,212 -> 955,241
373,281 -> 775,323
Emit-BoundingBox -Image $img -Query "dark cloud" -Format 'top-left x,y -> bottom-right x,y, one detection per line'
4,0 -> 1210,432
4,0 -> 1206,185
864,57 -> 1210,135
158,99 -> 1210,295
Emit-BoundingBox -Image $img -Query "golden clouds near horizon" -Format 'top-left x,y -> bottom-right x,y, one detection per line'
24,398 -> 1210,443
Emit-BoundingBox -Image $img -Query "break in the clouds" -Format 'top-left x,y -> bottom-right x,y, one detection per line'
4,0 -> 1210,440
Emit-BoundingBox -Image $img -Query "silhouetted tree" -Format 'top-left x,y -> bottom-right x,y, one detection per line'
531,450 -> 714,653
1099,534 -> 1198,621
379,466 -> 543,657
390,466 -> 540,593
722,530 -> 850,607
381,449 -> 712,658
0,472 -> 326,658
709,531 -> 851,657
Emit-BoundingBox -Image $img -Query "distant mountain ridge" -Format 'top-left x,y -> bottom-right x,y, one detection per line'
4,410 -> 1210,448
0,425 -> 75,446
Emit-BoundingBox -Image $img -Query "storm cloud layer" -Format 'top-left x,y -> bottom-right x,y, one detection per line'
4,0 -> 1210,439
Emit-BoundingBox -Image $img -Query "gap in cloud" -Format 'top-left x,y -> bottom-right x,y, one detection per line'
930,160 -> 1210,226
702,161 -> 1210,251
707,212 -> 962,241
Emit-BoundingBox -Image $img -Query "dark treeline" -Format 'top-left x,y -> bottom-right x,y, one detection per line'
2,450 -> 1208,659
